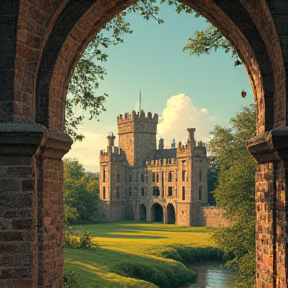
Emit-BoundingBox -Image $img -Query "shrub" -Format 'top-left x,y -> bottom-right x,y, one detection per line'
113,259 -> 197,288
64,229 -> 97,249
161,246 -> 222,264
63,269 -> 78,288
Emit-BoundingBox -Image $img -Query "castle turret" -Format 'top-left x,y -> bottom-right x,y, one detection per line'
107,132 -> 116,147
187,128 -> 196,148
159,138 -> 164,150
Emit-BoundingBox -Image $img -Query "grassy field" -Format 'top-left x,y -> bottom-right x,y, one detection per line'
64,222 -> 219,288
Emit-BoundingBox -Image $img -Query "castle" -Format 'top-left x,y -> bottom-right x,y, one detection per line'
98,110 -> 208,226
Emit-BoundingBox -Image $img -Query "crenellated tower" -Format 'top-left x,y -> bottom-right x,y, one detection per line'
117,110 -> 158,166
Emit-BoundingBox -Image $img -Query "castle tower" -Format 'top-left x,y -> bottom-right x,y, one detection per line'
117,110 -> 158,166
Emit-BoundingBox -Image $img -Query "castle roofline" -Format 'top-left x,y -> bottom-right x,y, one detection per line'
117,110 -> 158,124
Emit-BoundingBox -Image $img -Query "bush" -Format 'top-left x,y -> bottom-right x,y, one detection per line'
63,269 -> 78,287
161,246 -> 222,264
113,259 -> 197,288
64,229 -> 97,249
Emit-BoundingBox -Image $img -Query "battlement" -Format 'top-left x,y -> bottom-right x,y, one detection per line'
146,158 -> 177,166
117,110 -> 158,125
100,146 -> 125,160
177,140 -> 207,156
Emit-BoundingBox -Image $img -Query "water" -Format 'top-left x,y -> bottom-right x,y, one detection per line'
188,262 -> 236,288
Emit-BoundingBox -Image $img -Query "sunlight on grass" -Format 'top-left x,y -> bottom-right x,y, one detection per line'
64,222 -> 218,287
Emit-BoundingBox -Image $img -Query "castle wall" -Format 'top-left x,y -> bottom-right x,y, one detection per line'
203,207 -> 230,228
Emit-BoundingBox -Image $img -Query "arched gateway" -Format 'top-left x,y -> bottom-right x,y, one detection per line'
151,203 -> 164,222
167,203 -> 176,224
0,1 -> 288,287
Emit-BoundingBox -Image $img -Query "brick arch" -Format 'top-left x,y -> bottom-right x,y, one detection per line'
5,1 -> 288,287
33,0 -> 285,135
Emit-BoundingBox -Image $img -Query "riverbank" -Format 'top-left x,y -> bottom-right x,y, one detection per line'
64,222 -> 222,288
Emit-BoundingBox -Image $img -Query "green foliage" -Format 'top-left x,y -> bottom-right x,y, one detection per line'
63,269 -> 78,288
207,156 -> 220,205
183,23 -> 242,66
113,258 -> 197,288
64,159 -> 99,224
209,105 -> 256,287
64,229 -> 97,249
161,246 -> 222,264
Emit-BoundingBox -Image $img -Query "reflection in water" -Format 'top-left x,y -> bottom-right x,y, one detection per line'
188,262 -> 236,288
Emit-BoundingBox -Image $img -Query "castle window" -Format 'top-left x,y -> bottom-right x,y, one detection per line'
141,174 -> 144,182
129,174 -> 132,182
168,171 -> 172,182
199,187 -> 202,200
153,186 -> 160,196
117,173 -> 120,182
182,187 -> 185,200
103,187 -> 106,199
156,173 -> 159,182
129,187 -> 132,197
103,167 -> 106,182
152,172 -> 155,182
116,186 -> 120,198
168,187 -> 173,197
141,187 -> 146,196
182,170 -> 186,181
199,170 -> 202,182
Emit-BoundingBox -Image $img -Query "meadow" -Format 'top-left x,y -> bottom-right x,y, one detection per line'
64,222 -> 220,288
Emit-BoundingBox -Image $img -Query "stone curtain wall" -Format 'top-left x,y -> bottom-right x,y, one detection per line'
203,207 -> 230,228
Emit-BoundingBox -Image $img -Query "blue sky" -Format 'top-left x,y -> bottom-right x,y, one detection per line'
65,1 -> 253,172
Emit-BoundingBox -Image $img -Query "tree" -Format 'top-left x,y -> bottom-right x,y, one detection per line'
207,156 -> 220,205
209,105 -> 256,288
64,159 -> 99,223
182,21 -> 241,66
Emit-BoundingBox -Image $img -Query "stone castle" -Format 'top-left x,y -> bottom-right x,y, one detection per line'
98,110 -> 208,226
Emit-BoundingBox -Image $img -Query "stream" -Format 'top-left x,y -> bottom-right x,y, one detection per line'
187,261 -> 236,288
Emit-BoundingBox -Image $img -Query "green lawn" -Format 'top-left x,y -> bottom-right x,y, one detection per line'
64,222 -> 219,288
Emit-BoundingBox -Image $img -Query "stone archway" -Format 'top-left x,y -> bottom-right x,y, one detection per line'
151,203 -> 164,222
1,1 -> 288,287
167,203 -> 176,224
139,204 -> 147,221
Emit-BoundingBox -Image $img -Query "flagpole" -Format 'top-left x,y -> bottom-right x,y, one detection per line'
139,91 -> 142,112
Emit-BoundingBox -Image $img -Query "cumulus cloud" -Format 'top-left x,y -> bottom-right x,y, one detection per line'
64,128 -> 116,172
157,94 -> 216,148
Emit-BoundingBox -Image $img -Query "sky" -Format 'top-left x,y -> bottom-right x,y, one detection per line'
64,1 -> 253,172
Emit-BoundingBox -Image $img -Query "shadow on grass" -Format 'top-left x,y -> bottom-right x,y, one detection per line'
64,247 -> 197,288
97,233 -> 167,239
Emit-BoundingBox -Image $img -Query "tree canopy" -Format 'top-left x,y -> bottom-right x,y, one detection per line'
64,159 -> 99,224
209,105 -> 256,288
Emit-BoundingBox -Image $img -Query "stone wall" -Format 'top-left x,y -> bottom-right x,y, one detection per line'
203,206 -> 230,228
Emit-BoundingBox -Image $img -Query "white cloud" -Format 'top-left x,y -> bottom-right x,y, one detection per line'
157,94 -> 216,147
64,128 -> 116,173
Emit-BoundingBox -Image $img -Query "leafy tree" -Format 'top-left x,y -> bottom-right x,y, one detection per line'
64,159 -> 99,223
209,105 -> 256,288
207,156 -> 220,205
182,19 -> 242,66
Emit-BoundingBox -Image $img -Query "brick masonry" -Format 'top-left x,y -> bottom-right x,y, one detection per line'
0,0 -> 288,287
